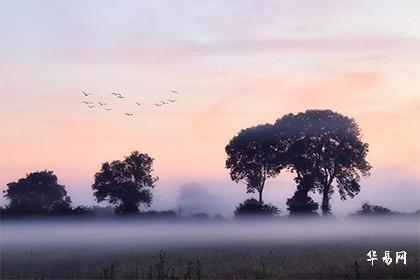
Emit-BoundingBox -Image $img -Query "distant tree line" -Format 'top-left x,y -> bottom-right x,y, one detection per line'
350,202 -> 418,216
1,109 -> 418,219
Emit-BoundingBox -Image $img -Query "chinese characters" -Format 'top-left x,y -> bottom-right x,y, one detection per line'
367,250 -> 407,266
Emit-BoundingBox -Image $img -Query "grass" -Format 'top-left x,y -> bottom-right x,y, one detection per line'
1,237 -> 419,279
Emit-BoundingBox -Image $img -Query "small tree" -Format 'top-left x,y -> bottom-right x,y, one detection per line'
225,124 -> 283,202
92,151 -> 158,214
3,170 -> 72,215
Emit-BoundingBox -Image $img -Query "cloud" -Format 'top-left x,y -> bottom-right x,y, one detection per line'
178,36 -> 420,57
6,0 -> 418,65
189,71 -> 384,140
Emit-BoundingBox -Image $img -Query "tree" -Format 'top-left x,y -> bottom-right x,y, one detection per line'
225,124 -> 284,203
274,110 -> 371,215
92,151 -> 158,214
3,170 -> 72,215
234,198 -> 280,218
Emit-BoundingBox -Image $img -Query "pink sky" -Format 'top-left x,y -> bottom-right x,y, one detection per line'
1,1 -> 419,214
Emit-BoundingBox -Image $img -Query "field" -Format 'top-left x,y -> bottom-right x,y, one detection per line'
1,218 -> 419,279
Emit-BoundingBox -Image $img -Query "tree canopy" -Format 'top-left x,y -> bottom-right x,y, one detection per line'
3,170 -> 72,215
274,110 -> 371,215
92,151 -> 158,214
225,124 -> 284,202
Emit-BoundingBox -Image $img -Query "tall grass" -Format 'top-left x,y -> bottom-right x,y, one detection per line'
2,238 -> 419,279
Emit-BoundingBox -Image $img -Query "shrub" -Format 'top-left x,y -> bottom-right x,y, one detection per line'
234,198 -> 280,218
286,189 -> 319,216
351,202 -> 393,216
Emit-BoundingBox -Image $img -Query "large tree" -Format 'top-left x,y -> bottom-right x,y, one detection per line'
225,124 -> 284,202
92,151 -> 158,214
3,170 -> 72,215
274,110 -> 371,215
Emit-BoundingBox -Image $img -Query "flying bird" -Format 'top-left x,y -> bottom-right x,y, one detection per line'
105,108 -> 112,111
82,91 -> 92,97
111,92 -> 125,98
81,101 -> 94,104
88,105 -> 95,108
136,102 -> 141,106
98,102 -> 107,106
154,103 -> 162,107
171,90 -> 179,94
160,100 -> 168,105
168,99 -> 177,103
124,113 -> 133,116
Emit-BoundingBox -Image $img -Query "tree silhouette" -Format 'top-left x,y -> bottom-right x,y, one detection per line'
286,188 -> 318,215
225,124 -> 284,203
274,110 -> 371,215
3,170 -> 72,215
92,151 -> 158,214
234,198 -> 280,218
284,160 -> 320,215
352,202 -> 393,216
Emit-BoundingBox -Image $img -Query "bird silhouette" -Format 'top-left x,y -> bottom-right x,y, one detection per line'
98,102 -> 107,106
82,101 -> 94,104
105,108 -> 112,111
160,100 -> 168,105
168,99 -> 177,103
171,90 -> 179,94
154,103 -> 162,107
111,92 -> 125,98
136,102 -> 141,106
88,105 -> 95,108
124,113 -> 133,116
82,91 -> 92,97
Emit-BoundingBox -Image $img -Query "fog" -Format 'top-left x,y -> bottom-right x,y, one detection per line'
176,182 -> 225,216
1,217 -> 418,252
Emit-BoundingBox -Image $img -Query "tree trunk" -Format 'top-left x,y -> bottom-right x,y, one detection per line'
321,187 -> 331,215
258,190 -> 263,203
119,201 -> 139,215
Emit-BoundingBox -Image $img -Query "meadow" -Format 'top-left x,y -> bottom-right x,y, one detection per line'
1,217 -> 419,279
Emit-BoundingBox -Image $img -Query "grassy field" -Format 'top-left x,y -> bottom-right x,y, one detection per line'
1,218 -> 419,279
1,237 -> 419,279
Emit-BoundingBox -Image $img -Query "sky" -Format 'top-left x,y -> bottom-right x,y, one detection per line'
1,0 -> 419,216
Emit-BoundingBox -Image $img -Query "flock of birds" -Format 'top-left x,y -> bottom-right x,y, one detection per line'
80,90 -> 180,117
